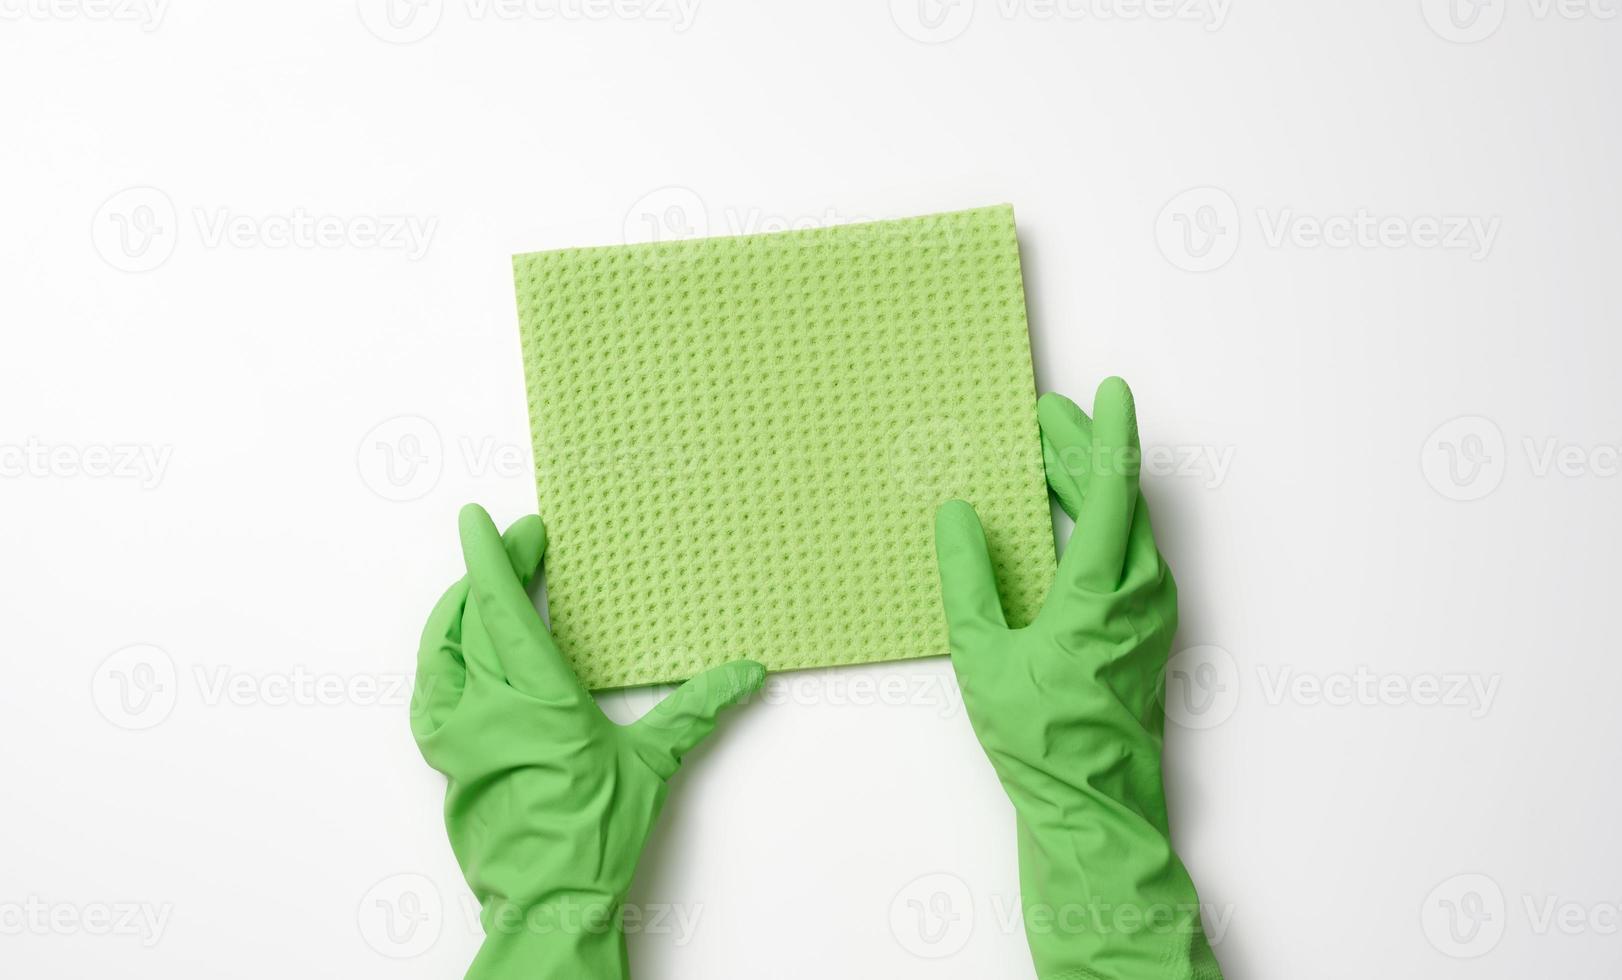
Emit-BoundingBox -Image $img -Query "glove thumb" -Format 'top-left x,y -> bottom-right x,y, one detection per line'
628,660 -> 765,779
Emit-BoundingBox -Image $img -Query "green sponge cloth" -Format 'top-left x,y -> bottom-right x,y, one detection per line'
512,205 -> 1054,689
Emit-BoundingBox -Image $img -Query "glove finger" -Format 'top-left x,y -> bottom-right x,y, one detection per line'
629,660 -> 765,779
1060,377 -> 1141,593
502,514 -> 547,589
1122,489 -> 1171,595
459,504 -> 582,701
1037,391 -> 1093,519
411,518 -> 544,736
411,576 -> 471,739
933,500 -> 1009,640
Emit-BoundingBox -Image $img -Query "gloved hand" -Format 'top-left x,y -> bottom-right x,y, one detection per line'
934,379 -> 1223,980
411,504 -> 764,979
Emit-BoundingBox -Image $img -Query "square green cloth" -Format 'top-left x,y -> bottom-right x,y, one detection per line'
512,205 -> 1054,689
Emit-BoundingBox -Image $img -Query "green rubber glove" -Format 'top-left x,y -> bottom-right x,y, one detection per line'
934,379 -> 1223,980
411,504 -> 765,980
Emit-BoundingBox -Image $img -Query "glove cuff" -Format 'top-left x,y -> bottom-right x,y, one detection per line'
467,893 -> 630,980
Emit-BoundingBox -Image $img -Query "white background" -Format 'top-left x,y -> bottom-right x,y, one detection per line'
4,0 -> 1620,976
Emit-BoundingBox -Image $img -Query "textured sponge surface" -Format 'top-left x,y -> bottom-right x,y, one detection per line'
513,205 -> 1054,689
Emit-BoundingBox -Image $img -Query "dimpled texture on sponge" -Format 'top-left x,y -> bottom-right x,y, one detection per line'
512,205 -> 1054,690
